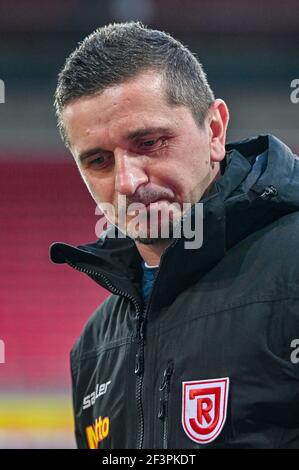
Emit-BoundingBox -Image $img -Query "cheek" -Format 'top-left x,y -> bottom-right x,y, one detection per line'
149,161 -> 183,198
82,172 -> 115,205
181,138 -> 211,177
167,143 -> 211,200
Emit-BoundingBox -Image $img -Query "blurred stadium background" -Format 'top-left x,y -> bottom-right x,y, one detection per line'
0,0 -> 298,448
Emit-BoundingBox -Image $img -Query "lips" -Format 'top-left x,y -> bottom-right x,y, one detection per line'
126,198 -> 169,216
126,183 -> 176,208
144,198 -> 166,207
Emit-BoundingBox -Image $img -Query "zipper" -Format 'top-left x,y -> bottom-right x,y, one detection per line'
134,238 -> 179,449
135,307 -> 147,449
158,361 -> 174,449
64,259 -> 142,311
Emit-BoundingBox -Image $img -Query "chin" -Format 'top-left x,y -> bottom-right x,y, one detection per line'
128,221 -> 177,245
133,237 -> 162,245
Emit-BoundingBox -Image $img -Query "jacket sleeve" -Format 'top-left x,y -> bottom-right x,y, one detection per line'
70,343 -> 88,449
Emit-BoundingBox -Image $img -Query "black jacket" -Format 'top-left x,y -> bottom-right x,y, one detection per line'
50,135 -> 299,449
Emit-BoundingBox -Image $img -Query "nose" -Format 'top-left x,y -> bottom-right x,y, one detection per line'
114,147 -> 148,196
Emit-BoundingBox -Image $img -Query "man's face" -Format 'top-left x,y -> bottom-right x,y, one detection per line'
62,71 -> 219,243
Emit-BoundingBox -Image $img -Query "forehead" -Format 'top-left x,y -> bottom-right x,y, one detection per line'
62,71 -> 181,153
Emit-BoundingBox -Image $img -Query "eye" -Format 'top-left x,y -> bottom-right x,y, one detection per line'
92,156 -> 105,164
142,139 -> 157,147
139,138 -> 167,151
88,154 -> 113,169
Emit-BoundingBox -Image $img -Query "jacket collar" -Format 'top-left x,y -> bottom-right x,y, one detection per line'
50,134 -> 299,311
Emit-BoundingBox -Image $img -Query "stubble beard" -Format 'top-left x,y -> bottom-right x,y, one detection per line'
133,219 -> 176,245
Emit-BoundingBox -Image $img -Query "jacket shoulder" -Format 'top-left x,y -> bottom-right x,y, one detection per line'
70,291 -> 134,371
235,210 -> 299,289
263,210 -> 299,256
70,294 -> 118,365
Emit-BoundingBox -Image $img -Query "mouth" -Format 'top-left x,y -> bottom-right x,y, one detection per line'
126,198 -> 171,216
144,198 -> 168,208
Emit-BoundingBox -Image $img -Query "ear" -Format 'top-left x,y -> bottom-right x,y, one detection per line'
208,99 -> 229,163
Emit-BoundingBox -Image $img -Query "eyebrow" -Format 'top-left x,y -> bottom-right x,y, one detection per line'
126,126 -> 172,140
78,126 -> 172,163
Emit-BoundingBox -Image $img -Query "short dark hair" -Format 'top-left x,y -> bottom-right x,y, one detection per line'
55,21 -> 215,147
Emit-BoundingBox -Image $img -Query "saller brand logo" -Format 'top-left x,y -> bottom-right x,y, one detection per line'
82,380 -> 111,410
182,377 -> 229,444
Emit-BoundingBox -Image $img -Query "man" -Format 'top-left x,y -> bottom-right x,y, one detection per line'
50,22 -> 299,449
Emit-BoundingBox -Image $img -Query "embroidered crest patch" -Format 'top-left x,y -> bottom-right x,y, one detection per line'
182,377 -> 229,444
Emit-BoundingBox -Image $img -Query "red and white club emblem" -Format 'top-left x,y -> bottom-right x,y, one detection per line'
182,377 -> 229,444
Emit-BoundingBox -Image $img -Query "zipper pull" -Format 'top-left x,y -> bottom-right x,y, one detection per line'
159,363 -> 174,391
158,398 -> 166,420
135,317 -> 146,342
139,319 -> 146,341
158,361 -> 174,449
259,185 -> 278,201
135,352 -> 143,375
